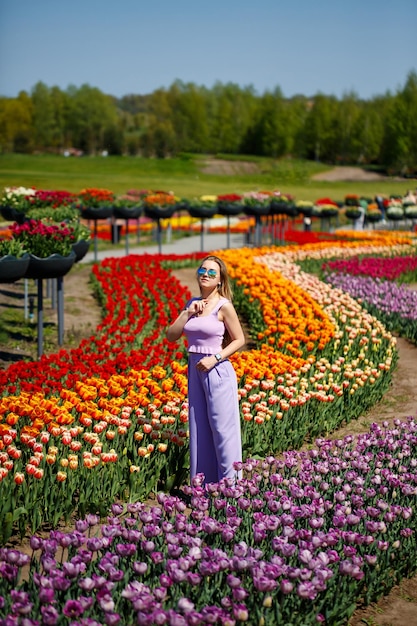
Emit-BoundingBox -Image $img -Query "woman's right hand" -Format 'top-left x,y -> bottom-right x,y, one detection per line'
167,299 -> 203,342
186,299 -> 206,316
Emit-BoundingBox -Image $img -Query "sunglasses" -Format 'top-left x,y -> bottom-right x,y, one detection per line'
197,267 -> 217,278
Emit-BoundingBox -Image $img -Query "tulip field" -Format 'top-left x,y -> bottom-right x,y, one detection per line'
0,228 -> 417,624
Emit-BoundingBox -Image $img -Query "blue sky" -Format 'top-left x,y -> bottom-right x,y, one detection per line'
0,0 -> 416,100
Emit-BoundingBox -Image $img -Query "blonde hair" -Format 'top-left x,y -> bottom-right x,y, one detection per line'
198,255 -> 234,347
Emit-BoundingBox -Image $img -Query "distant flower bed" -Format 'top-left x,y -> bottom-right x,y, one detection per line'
323,272 -> 417,344
323,254 -> 417,282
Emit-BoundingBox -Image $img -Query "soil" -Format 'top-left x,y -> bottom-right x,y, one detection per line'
311,166 -> 390,182
0,263 -> 102,365
199,159 -> 404,184
199,158 -> 262,176
1,264 -> 417,625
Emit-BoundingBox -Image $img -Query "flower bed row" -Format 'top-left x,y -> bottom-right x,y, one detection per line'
0,419 -> 416,625
323,272 -> 417,345
1,233 -> 416,544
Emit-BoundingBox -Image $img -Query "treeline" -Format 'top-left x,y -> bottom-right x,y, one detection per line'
1,71 -> 416,173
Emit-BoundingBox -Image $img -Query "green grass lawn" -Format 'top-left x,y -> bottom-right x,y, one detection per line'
0,153 -> 409,203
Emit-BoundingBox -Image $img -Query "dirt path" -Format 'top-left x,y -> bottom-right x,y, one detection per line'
198,159 -> 400,183
199,158 -> 261,176
1,265 -> 417,624
311,166 -> 390,182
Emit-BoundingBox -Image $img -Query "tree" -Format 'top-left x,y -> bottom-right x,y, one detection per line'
352,97 -> 388,164
302,94 -> 339,162
208,82 -> 257,154
139,89 -> 176,157
381,71 -> 417,173
0,92 -> 33,153
66,84 -> 119,154
166,81 -> 210,154
333,91 -> 362,163
31,82 -> 56,150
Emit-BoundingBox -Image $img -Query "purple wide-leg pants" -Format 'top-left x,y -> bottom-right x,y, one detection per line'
188,353 -> 242,484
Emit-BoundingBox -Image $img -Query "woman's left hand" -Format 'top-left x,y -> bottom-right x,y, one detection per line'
196,356 -> 217,372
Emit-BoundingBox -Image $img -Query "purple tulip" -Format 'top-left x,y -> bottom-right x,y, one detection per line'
115,542 -> 137,558
104,612 -> 121,625
186,571 -> 202,586
62,599 -> 84,618
40,605 -> 60,625
78,577 -> 96,591
141,541 -> 155,553
132,561 -> 148,575
29,536 -> 44,551
177,597 -> 195,614
150,552 -> 164,565
297,581 -> 318,600
109,504 -> 125,517
75,519 -> 90,533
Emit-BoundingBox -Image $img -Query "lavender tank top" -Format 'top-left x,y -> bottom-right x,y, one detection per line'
183,297 -> 229,354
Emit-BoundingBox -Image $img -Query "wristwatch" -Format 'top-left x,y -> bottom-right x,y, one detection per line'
214,353 -> 222,362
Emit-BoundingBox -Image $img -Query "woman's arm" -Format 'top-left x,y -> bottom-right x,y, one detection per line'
166,309 -> 189,342
166,298 -> 206,342
219,302 -> 246,359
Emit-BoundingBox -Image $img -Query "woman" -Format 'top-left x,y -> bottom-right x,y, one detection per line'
167,255 -> 245,484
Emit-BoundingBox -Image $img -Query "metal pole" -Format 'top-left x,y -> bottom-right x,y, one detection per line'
94,220 -> 98,262
57,276 -> 64,345
200,219 -> 205,251
51,279 -> 57,310
125,219 -> 129,255
37,279 -> 43,359
24,279 -> 28,319
226,216 -> 231,249
157,219 -> 162,254
255,216 -> 261,247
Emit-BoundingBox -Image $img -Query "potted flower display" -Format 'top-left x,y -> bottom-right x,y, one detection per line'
404,204 -> 417,220
0,186 -> 36,223
344,206 -> 362,221
19,205 -> 91,262
112,198 -> 143,220
143,191 -> 178,220
240,192 -> 271,216
295,200 -> 314,217
142,192 -> 179,253
314,198 -> 339,218
187,195 -> 218,219
269,192 -> 297,217
26,189 -> 76,210
344,194 -> 360,207
76,188 -> 115,220
216,193 -> 245,217
366,203 -> 383,224
386,204 -> 404,221
274,194 -> 298,217
26,204 -> 80,223
0,238 -> 30,283
10,219 -> 77,279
